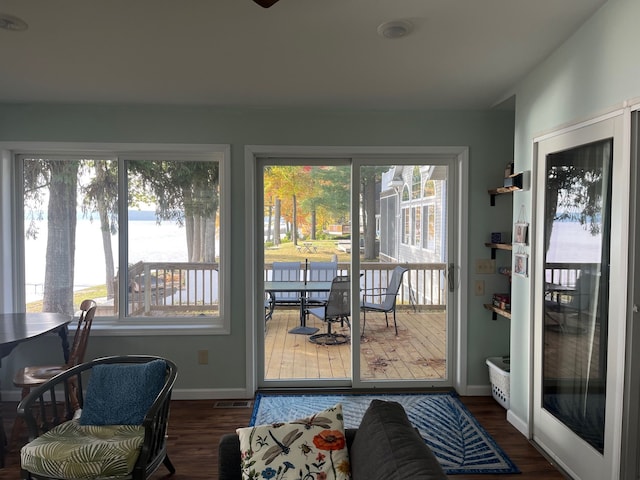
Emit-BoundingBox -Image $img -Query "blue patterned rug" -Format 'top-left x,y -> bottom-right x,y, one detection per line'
251,392 -> 519,475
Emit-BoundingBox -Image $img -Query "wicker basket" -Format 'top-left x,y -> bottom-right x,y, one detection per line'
486,356 -> 510,409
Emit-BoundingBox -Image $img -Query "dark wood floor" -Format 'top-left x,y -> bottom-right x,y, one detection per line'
0,396 -> 567,480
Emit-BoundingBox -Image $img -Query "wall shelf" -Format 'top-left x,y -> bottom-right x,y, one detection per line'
485,171 -> 518,321
485,242 -> 512,259
488,186 -> 522,206
484,303 -> 511,320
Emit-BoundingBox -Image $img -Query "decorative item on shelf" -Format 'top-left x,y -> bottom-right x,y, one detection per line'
497,266 -> 511,276
492,293 -> 511,311
504,162 -> 514,178
503,172 -> 523,189
490,232 -> 510,243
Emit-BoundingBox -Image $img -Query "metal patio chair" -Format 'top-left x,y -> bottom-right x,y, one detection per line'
360,266 -> 408,336
308,276 -> 351,346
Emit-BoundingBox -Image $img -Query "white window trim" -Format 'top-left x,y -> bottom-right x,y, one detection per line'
1,142 -> 231,336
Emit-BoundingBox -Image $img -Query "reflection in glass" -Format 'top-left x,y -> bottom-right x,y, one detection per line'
542,139 -> 612,453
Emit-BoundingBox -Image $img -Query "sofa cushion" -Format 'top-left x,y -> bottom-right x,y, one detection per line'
350,399 -> 447,480
80,359 -> 166,426
236,403 -> 350,480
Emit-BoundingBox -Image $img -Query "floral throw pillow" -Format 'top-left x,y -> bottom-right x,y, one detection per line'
236,403 -> 351,480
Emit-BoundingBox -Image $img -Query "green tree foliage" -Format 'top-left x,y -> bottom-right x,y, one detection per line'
545,140 -> 610,253
128,160 -> 220,262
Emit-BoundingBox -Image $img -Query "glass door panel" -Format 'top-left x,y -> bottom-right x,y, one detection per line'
357,163 -> 450,385
542,139 -> 612,452
262,163 -> 352,382
533,114 -> 627,480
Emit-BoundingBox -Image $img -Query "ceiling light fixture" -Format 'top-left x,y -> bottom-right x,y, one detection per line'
377,20 -> 413,39
0,13 -> 28,32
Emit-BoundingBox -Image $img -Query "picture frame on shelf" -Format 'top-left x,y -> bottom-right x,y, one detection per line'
514,222 -> 529,245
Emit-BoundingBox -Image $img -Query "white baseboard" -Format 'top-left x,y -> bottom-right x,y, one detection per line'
506,409 -> 529,437
171,388 -> 254,400
463,384 -> 492,396
1,387 -> 255,402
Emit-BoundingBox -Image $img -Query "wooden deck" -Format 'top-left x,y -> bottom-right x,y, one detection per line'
264,306 -> 448,381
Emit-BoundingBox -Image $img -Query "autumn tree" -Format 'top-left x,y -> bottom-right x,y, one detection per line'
264,166 -> 313,246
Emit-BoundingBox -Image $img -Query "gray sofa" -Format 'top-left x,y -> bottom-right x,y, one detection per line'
218,399 -> 448,480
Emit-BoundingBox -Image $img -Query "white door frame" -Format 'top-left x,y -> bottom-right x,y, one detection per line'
621,106 -> 640,480
244,145 -> 468,392
531,111 -> 628,480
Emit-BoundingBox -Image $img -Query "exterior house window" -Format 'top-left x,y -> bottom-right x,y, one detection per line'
413,206 -> 421,246
423,204 -> 436,251
402,207 -> 410,244
402,185 -> 410,202
424,179 -> 436,197
412,166 -> 421,199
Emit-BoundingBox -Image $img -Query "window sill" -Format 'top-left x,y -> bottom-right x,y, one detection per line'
86,320 -> 229,336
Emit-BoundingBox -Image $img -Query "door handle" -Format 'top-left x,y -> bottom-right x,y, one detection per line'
448,263 -> 455,292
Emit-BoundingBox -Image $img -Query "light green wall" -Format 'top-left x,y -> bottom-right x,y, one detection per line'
510,0 -> 640,426
0,105 -> 514,396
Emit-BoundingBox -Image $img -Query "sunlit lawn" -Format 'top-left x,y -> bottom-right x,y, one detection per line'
265,239 -> 352,263
26,285 -> 109,313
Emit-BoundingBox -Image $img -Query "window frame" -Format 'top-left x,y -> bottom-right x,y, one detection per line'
4,142 -> 230,336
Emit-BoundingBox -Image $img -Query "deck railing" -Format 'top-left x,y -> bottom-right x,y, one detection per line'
545,263 -> 599,288
117,261 -> 448,315
118,261 -> 220,315
264,262 -> 447,310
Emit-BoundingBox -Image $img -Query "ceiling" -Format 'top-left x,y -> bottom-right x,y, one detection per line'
0,0 -> 607,110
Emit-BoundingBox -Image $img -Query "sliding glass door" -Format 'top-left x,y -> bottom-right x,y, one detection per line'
251,148 -> 461,390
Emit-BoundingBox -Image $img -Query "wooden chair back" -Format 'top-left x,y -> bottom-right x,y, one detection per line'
67,299 -> 97,367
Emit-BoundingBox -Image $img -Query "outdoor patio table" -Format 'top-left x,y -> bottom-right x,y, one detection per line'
296,242 -> 317,254
0,312 -> 71,468
264,280 -> 332,335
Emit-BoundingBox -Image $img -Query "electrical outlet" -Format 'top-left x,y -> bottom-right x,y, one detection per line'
475,259 -> 496,274
197,350 -> 208,365
474,280 -> 485,296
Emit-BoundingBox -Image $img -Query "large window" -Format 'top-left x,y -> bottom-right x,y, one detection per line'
17,145 -> 229,332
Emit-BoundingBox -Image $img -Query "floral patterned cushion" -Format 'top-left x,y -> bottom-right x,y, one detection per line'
236,403 -> 351,480
20,419 -> 145,480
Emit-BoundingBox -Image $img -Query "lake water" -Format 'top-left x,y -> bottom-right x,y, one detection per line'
546,221 -> 601,263
25,220 -> 191,302
23,219 -> 601,303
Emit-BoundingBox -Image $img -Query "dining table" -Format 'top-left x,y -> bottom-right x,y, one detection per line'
0,312 -> 72,468
264,280 -> 332,335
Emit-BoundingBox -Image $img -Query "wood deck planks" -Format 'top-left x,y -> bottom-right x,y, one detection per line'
265,307 -> 450,381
